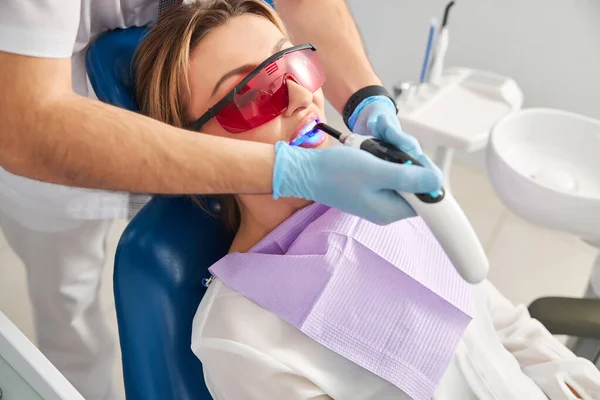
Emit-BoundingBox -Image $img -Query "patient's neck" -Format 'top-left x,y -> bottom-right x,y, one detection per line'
228,194 -> 311,253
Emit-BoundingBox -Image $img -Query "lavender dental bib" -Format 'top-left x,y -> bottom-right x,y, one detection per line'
209,203 -> 473,400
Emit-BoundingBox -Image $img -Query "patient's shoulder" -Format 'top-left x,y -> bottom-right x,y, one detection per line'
192,279 -> 298,347
191,280 -> 320,379
191,280 -> 402,400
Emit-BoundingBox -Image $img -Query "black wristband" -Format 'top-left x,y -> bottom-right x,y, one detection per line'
342,85 -> 398,130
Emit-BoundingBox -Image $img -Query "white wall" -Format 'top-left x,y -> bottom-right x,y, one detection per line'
344,0 -> 600,166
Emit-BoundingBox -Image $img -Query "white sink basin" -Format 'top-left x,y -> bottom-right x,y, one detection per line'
487,108 -> 600,241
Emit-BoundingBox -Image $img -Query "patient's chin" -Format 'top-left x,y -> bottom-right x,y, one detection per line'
276,197 -> 314,212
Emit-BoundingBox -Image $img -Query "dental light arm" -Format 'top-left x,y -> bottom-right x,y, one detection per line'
315,122 -> 489,284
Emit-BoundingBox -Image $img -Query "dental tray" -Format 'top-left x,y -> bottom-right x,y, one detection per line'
395,67 -> 524,153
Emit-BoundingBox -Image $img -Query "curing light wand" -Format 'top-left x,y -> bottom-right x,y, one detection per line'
313,122 -> 489,284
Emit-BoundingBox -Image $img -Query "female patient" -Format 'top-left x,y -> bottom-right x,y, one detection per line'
133,1 -> 600,399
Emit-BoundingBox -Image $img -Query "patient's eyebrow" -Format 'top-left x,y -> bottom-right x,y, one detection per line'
211,64 -> 255,97
211,38 -> 291,96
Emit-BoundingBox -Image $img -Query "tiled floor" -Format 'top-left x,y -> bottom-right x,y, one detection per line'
0,162 -> 597,399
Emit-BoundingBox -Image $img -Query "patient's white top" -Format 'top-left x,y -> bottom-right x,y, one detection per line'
192,279 -> 600,399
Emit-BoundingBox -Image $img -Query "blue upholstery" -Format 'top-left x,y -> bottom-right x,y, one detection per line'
113,196 -> 230,400
86,27 -> 146,112
86,27 -> 231,400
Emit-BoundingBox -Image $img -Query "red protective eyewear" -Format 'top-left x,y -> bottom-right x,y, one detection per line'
186,44 -> 326,133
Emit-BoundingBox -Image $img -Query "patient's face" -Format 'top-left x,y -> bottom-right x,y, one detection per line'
186,15 -> 330,148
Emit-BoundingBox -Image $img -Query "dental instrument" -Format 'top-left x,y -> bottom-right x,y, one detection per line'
310,122 -> 489,284
419,18 -> 437,84
429,1 -> 455,85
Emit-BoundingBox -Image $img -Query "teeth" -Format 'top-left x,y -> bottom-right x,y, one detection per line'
289,119 -> 320,146
296,120 -> 318,140
302,120 -> 318,135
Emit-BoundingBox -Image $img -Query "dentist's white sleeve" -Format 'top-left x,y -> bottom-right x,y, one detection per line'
0,0 -> 80,58
486,281 -> 600,399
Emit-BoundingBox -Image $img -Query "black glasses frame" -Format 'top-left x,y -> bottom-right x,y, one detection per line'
185,43 -> 316,132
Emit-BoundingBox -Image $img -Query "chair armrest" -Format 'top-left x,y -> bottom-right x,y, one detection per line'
528,297 -> 600,339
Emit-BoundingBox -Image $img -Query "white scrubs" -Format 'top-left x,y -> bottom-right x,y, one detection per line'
192,280 -> 600,399
0,1 -> 157,399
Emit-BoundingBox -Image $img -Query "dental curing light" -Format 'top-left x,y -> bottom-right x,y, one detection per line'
313,122 -> 489,284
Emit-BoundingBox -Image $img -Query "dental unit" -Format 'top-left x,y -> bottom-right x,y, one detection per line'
428,1 -> 455,85
291,122 -> 489,284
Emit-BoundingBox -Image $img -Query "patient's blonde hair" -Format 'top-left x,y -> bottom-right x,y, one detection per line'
133,0 -> 288,232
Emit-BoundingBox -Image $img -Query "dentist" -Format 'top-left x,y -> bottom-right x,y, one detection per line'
0,0 -> 442,399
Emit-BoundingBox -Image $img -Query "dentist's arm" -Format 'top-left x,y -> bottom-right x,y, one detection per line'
0,52 -> 275,195
0,0 -> 275,195
0,52 -> 440,224
0,0 -> 441,225
274,0 -> 381,113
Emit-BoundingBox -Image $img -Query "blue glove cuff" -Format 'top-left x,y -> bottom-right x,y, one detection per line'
272,141 -> 288,200
347,96 -> 397,131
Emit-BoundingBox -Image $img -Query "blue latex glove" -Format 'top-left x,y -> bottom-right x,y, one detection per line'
272,141 -> 442,225
348,95 -> 443,184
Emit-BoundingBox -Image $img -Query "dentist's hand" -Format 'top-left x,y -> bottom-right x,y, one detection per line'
272,142 -> 442,225
348,95 -> 443,183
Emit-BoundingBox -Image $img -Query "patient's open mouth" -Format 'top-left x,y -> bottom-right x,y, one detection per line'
289,119 -> 326,148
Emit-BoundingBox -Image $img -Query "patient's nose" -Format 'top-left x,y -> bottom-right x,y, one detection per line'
284,79 -> 313,117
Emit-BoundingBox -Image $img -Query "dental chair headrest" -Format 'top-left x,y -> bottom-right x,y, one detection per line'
86,27 -> 148,112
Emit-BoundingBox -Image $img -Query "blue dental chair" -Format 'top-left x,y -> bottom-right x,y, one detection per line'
85,1 -> 278,396
86,27 -> 229,400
